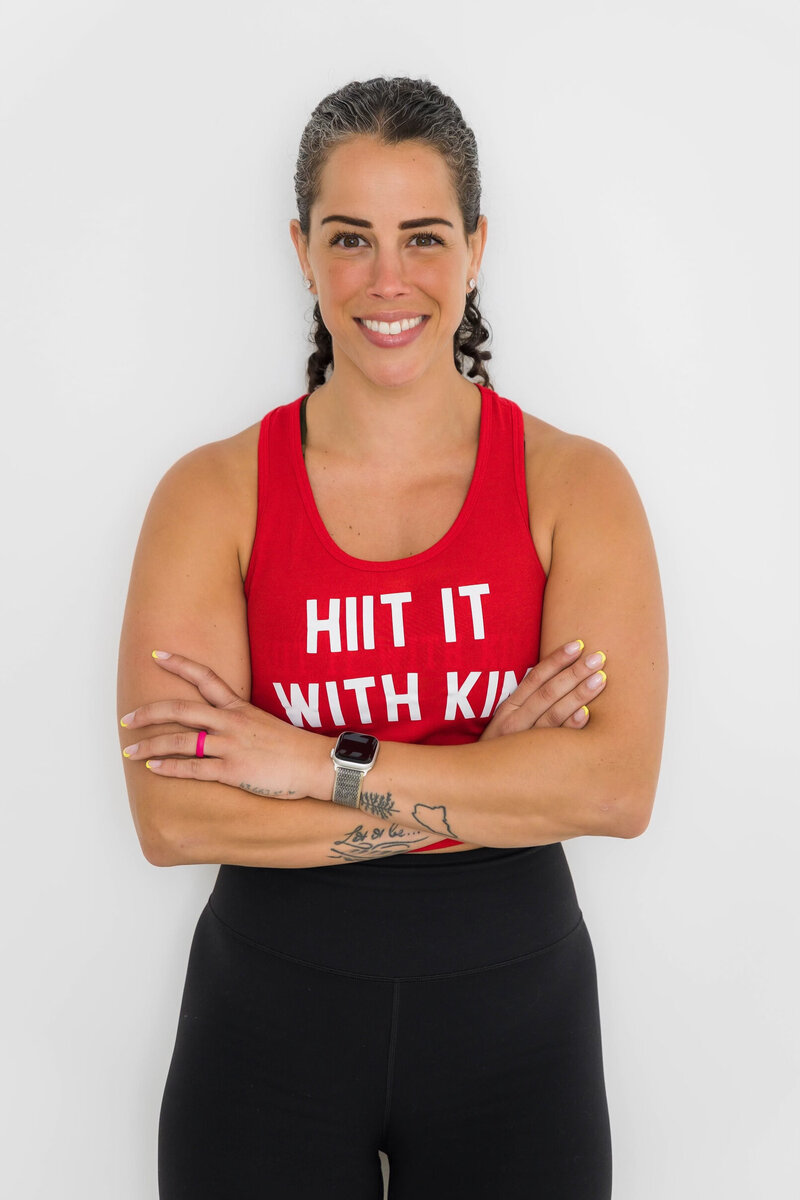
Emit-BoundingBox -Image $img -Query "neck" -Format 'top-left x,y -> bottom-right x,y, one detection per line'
307,357 -> 482,463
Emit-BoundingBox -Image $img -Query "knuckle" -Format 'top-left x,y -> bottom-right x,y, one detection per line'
537,707 -> 560,728
495,699 -> 522,726
525,665 -> 546,691
488,707 -> 512,735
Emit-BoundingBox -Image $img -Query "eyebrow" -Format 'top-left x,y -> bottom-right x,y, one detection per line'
319,215 -> 455,230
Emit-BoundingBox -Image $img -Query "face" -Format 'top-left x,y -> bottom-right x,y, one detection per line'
290,136 -> 487,392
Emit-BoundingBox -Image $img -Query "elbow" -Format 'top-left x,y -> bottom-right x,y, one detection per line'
141,835 -> 182,868
590,750 -> 660,840
614,800 -> 652,839
138,820 -> 183,867
130,800 -> 187,867
602,784 -> 656,840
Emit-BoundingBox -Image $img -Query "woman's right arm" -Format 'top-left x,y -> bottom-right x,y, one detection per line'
118,431 -> 445,866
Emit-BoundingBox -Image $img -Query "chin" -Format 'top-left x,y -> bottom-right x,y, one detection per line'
350,345 -> 453,392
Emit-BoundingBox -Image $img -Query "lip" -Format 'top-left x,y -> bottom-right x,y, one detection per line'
357,311 -> 426,322
355,314 -> 429,349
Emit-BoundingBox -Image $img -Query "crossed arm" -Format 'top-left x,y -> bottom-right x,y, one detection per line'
117,425 -> 667,868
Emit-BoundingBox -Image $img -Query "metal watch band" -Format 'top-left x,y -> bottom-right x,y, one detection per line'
331,765 -> 365,808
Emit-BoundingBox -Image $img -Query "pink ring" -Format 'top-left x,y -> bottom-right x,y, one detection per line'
196,730 -> 207,759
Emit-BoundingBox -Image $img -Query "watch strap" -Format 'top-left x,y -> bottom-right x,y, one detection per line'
331,764 -> 366,808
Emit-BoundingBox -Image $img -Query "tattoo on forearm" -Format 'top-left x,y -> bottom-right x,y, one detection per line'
328,822 -> 429,863
238,782 -> 296,798
411,804 -> 459,838
358,790 -> 397,819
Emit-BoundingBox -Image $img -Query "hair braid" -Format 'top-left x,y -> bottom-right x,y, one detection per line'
455,287 -> 492,385
306,302 -> 333,391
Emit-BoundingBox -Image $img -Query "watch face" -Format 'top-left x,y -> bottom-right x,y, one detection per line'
335,732 -> 379,765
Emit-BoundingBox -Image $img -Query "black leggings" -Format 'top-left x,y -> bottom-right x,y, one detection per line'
158,844 -> 611,1198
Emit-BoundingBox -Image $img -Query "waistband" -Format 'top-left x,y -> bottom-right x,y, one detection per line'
209,843 -> 580,980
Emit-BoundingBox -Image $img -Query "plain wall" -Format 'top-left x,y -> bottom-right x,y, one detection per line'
1,1 -> 798,1195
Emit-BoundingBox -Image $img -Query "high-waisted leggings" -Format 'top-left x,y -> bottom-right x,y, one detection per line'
158,843 -> 612,1198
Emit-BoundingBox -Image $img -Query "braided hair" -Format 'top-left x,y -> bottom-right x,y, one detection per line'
294,78 -> 492,391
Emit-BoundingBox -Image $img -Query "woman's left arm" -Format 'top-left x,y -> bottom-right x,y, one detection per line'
364,430 -> 668,846
133,431 -> 667,850
357,429 -> 671,844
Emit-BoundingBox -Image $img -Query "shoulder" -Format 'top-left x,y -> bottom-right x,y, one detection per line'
518,408 -> 642,576
156,421 -> 260,503
144,420 -> 261,578
520,404 -> 623,466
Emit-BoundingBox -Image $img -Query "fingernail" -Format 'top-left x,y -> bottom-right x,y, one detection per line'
120,712 -> 135,727
152,650 -> 171,660
587,670 -> 607,690
564,640 -> 585,655
575,705 -> 589,722
145,759 -> 163,769
585,651 -> 606,670
122,743 -> 139,758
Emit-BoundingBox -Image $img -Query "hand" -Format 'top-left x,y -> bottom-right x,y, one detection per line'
120,652 -> 326,798
479,640 -> 607,741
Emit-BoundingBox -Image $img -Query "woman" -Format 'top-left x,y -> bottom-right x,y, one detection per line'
118,77 -> 667,1198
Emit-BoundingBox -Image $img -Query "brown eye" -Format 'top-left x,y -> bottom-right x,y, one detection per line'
409,232 -> 444,247
329,231 -> 367,249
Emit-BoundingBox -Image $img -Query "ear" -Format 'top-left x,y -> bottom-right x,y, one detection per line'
289,219 -> 313,284
468,215 -> 488,283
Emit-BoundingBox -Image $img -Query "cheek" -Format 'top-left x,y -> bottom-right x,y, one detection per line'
420,262 -> 469,322
324,260 -> 366,300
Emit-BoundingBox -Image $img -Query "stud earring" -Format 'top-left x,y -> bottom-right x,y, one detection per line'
303,277 -> 312,290
468,278 -> 476,291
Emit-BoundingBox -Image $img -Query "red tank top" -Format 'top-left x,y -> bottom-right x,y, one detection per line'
244,386 -> 547,850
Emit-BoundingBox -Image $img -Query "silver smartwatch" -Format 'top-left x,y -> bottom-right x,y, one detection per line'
330,731 -> 380,807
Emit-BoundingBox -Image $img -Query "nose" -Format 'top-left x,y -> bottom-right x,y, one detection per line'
367,248 -> 410,299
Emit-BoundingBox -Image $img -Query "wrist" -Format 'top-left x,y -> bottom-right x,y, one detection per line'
310,735 -> 338,802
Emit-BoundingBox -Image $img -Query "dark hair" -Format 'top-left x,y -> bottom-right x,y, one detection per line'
294,77 -> 492,391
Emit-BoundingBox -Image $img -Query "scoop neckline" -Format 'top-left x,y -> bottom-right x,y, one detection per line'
290,384 -> 493,572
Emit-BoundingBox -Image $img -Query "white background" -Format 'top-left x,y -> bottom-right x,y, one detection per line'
1,1 -> 798,1196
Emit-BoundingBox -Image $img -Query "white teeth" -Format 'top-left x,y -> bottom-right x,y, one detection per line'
362,316 -> 424,335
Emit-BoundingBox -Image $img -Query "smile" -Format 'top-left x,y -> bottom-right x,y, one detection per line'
358,315 -> 426,335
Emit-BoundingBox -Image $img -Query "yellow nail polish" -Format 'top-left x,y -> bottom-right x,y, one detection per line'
123,749 -> 131,758
120,718 -> 128,728
598,669 -> 607,683
597,651 -> 607,666
580,705 -> 589,718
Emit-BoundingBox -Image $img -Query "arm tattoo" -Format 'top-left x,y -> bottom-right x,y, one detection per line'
411,804 -> 459,839
358,790 -> 397,819
328,822 -> 429,863
238,782 -> 297,798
